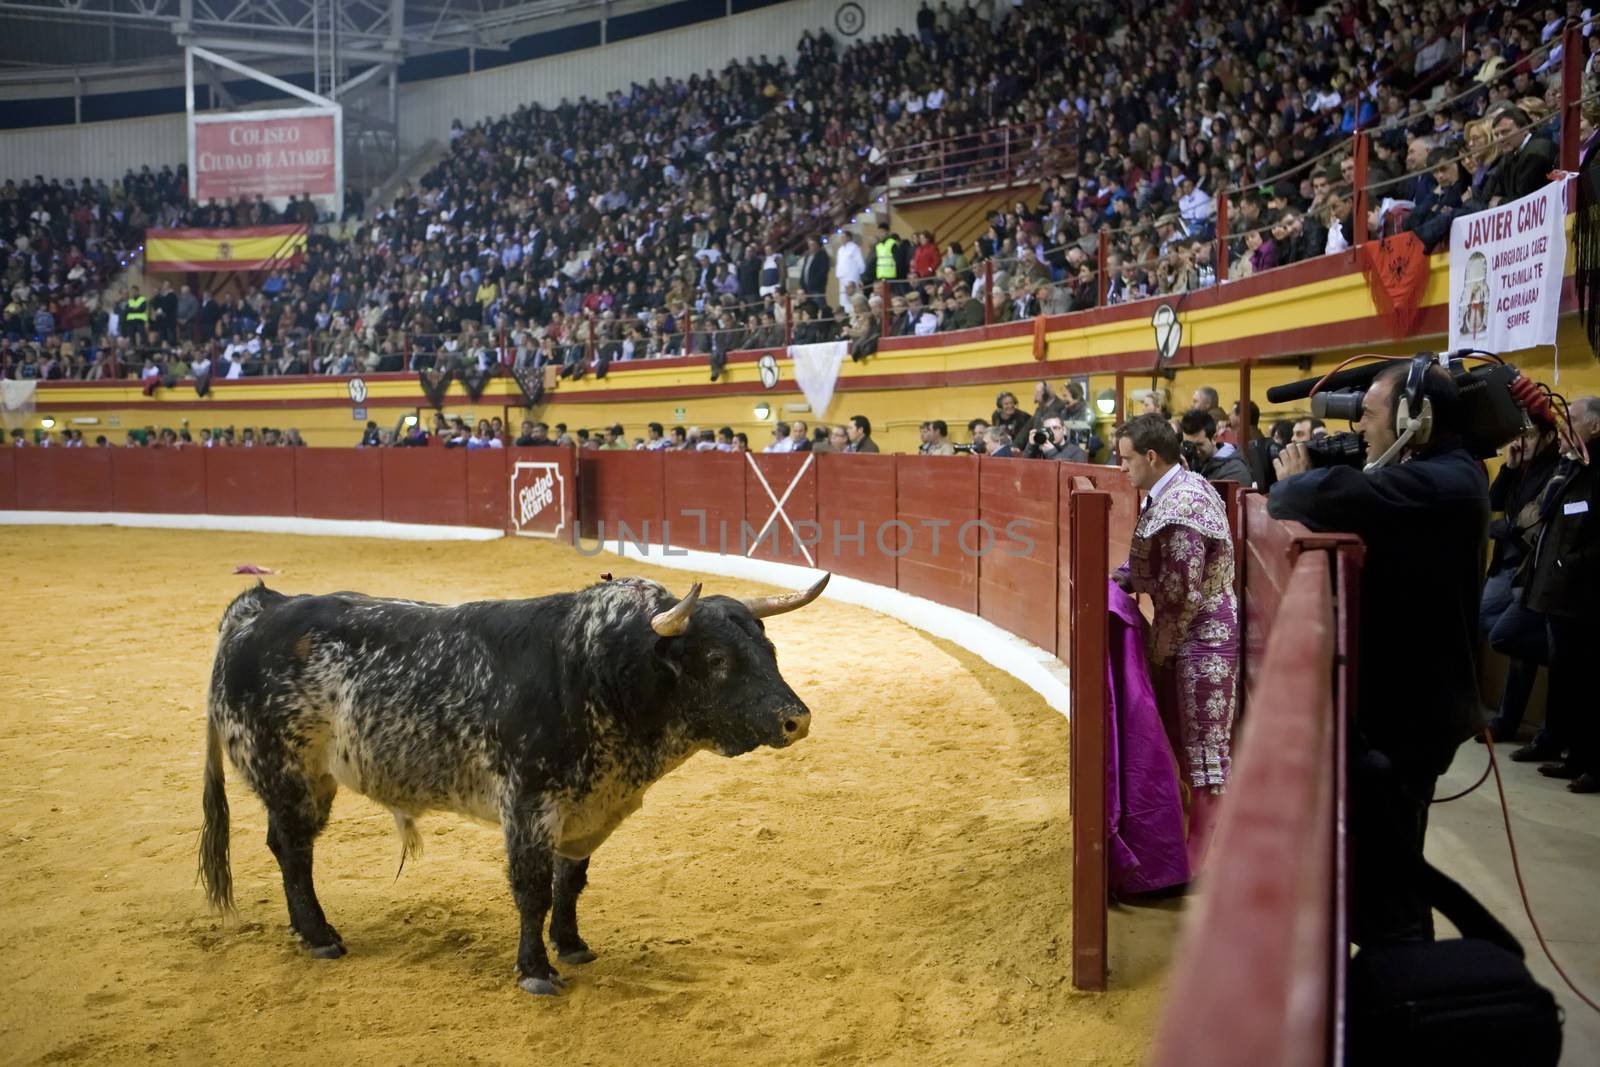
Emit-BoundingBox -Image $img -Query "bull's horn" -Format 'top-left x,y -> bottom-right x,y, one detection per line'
743,573 -> 831,619
650,582 -> 702,636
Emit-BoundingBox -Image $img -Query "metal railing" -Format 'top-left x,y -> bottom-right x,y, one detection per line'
887,118 -> 1078,199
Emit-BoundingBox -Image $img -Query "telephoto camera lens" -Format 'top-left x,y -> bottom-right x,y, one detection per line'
1311,389 -> 1366,422
1304,430 -> 1367,469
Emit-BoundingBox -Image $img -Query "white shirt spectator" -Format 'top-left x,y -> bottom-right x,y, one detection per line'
1180,187 -> 1215,224
925,88 -> 946,110
835,238 -> 866,288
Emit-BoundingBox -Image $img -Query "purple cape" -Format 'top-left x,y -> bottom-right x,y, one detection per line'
1105,580 -> 1191,895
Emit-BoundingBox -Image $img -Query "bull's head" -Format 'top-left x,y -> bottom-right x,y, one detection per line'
651,574 -> 829,757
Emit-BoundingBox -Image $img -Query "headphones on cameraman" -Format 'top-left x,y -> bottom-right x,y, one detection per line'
1395,353 -> 1435,447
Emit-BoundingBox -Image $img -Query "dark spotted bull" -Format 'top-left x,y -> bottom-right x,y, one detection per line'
198,573 -> 826,995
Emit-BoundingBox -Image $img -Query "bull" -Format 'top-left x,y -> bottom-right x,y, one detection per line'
198,573 -> 826,995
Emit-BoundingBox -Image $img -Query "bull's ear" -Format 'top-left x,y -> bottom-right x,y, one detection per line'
654,635 -> 685,680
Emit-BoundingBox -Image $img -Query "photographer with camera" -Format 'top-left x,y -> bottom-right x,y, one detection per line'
1478,423 -> 1560,746
1269,360 -> 1490,943
1178,409 -> 1253,484
1024,415 -> 1089,462
1113,413 -> 1238,869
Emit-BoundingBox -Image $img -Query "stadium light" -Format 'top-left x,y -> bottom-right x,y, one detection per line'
754,403 -> 771,420
1095,388 -> 1117,416
40,417 -> 55,429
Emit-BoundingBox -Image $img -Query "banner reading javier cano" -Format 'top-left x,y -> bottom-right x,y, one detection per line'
1448,177 -> 1568,354
189,107 -> 341,213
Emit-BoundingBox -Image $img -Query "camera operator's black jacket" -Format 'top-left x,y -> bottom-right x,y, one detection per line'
1268,447 -> 1489,776
1524,455 -> 1598,619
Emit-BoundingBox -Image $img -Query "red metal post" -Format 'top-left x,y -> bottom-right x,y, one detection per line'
879,280 -> 892,337
984,259 -> 994,325
1069,481 -> 1110,992
1238,360 -> 1252,446
684,306 -> 694,355
1351,132 -> 1370,249
1096,228 -> 1109,307
783,290 -> 793,349
1561,20 -> 1583,174
1215,189 -> 1230,281
1114,370 -> 1127,424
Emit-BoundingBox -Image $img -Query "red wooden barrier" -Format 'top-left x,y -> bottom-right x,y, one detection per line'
15,448 -> 113,511
814,453 -> 897,587
208,447 -> 296,516
1068,478 -> 1110,992
1150,553 -> 1337,1067
1240,494 -> 1361,691
579,451 -> 665,544
466,450 -> 510,530
1059,462 -> 1135,568
112,447 -> 206,514
978,457 -> 1059,650
507,447 -> 579,541
295,448 -> 380,521
744,453 -> 818,566
381,448 -> 468,527
1056,471 -> 1075,664
0,448 -> 15,510
664,451 -> 746,552
894,457 -> 979,613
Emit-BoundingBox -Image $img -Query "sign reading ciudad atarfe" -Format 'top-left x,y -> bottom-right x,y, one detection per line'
189,106 -> 341,212
1448,177 -> 1568,354
510,461 -> 568,540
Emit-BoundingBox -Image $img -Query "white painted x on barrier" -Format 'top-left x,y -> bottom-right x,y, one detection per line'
745,452 -> 816,567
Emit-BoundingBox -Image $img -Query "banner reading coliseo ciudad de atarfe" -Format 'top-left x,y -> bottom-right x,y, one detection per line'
189,107 -> 341,211
1448,177 -> 1568,354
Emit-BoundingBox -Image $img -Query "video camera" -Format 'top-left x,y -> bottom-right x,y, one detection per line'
1266,350 -> 1556,470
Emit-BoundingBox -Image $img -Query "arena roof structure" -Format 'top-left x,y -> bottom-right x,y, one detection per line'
0,0 -> 690,96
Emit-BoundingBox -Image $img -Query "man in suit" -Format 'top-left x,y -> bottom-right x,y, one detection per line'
1520,397 -> 1600,793
786,420 -> 814,452
799,237 -> 831,303
1486,106 -> 1557,206
845,415 -> 880,453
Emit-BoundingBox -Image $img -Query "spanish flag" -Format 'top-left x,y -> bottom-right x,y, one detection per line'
145,224 -> 307,272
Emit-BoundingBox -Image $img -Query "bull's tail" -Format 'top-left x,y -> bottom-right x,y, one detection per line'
199,701 -> 235,914
199,584 -> 273,915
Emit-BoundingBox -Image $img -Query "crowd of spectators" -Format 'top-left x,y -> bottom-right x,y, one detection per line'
4,1 -> 1596,383
10,421 -> 307,448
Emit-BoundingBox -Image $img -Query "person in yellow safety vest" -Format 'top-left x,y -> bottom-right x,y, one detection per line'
124,285 -> 149,342
873,224 -> 899,290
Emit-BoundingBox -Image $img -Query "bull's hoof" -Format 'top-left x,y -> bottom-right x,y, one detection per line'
518,973 -> 567,996
304,941 -> 347,960
557,946 -> 597,965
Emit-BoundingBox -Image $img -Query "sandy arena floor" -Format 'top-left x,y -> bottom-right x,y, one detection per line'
0,527 -> 1177,1066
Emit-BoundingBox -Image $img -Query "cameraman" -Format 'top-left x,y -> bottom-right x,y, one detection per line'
1268,361 -> 1489,943
1024,415 -> 1089,462
1179,409 -> 1253,484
